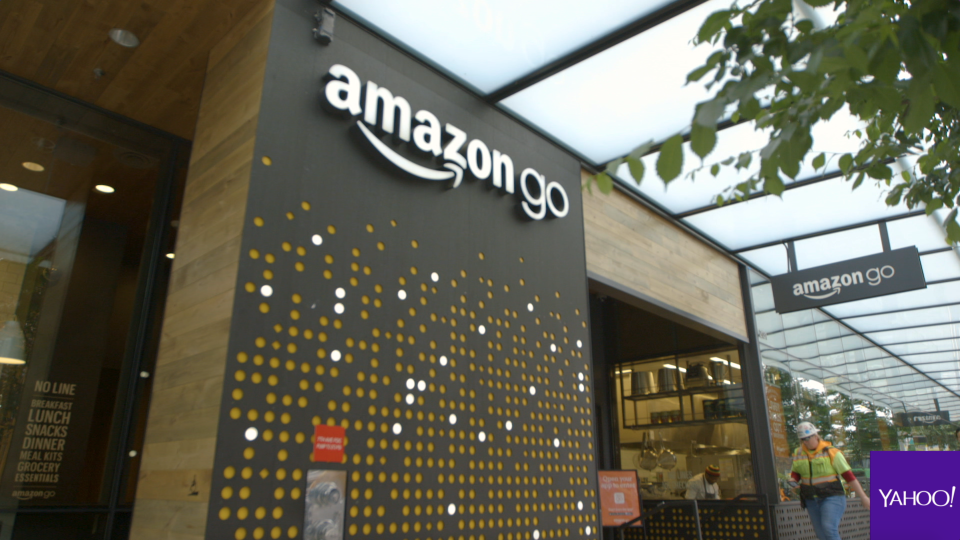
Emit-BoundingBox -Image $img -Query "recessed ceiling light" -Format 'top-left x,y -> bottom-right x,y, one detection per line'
166,253 -> 175,259
95,185 -> 115,193
22,162 -> 43,172
108,28 -> 140,48
0,184 -> 17,192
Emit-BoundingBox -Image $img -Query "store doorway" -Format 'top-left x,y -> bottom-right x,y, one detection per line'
590,293 -> 773,539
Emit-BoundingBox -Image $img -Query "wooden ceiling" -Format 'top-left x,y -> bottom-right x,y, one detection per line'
0,105 -> 160,251
0,0 -> 266,140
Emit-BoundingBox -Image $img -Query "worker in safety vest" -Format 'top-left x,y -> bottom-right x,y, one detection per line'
789,422 -> 870,540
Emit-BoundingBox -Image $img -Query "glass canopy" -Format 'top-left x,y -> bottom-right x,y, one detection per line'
335,0 -> 960,417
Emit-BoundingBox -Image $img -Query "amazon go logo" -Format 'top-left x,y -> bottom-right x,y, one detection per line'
792,265 -> 895,299
322,64 -> 568,221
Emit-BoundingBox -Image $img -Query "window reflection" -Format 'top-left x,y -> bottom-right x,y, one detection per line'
615,348 -> 755,500
0,86 -> 178,510
751,268 -> 960,502
603,298 -> 757,501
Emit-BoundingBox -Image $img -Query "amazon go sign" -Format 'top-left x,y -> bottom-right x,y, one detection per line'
321,64 -> 568,221
769,247 -> 926,313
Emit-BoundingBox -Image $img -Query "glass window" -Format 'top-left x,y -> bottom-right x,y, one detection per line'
750,271 -> 960,504
0,75 -> 183,520
613,348 -> 754,500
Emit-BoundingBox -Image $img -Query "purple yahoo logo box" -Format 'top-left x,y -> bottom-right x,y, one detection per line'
871,451 -> 960,540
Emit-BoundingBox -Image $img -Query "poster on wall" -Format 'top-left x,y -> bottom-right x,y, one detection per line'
0,219 -> 126,505
598,470 -> 642,527
205,1 -> 599,539
765,385 -> 791,458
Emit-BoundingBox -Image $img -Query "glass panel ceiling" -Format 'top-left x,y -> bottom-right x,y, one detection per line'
500,0 -> 726,164
843,305 -> 960,334
887,339 -> 960,356
617,109 -> 864,214
740,244 -> 789,277
684,176 -> 911,251
794,225 -> 882,270
824,282 -> 960,319
888,214 -> 949,252
867,323 -> 960,346
921,251 -> 960,282
331,0 -> 678,94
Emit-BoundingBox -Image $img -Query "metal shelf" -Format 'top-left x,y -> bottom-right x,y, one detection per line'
625,417 -> 748,430
623,384 -> 744,402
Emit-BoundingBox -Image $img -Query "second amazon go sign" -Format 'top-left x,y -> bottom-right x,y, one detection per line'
770,247 -> 926,313
322,64 -> 568,221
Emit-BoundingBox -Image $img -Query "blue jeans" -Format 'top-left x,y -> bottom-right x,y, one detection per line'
805,495 -> 846,540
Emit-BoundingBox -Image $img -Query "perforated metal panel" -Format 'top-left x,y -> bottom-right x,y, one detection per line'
630,501 -> 772,540
203,2 -> 599,539
701,506 -> 771,539
774,500 -> 869,540
643,506 -> 700,540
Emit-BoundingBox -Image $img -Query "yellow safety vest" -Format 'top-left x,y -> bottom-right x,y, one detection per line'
790,440 -> 850,498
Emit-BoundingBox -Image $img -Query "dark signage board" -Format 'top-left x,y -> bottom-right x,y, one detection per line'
894,411 -> 951,427
770,247 -> 926,313
206,1 -> 599,539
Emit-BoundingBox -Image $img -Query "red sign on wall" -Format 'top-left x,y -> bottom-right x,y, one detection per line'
313,425 -> 345,463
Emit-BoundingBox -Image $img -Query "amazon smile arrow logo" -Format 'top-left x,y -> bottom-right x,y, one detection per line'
354,121 -> 462,185
323,64 -> 569,220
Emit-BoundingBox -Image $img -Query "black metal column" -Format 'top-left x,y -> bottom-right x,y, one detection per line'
738,265 -> 780,503
590,293 -> 621,470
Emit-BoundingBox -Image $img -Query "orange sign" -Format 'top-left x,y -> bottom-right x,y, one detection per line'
878,419 -> 891,450
598,470 -> 642,527
765,385 -> 791,458
313,425 -> 345,463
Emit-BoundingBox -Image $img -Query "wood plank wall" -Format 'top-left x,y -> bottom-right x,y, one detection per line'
129,1 -> 274,538
581,171 -> 747,341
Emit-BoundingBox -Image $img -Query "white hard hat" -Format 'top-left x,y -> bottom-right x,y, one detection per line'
797,422 -> 819,438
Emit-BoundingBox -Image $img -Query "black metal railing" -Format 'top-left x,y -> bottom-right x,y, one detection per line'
611,494 -> 773,540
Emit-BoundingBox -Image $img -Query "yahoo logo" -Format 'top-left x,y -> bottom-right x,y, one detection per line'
878,487 -> 956,508
322,64 -> 569,221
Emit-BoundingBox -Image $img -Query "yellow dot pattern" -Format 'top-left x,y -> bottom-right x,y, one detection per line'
213,204 -> 598,539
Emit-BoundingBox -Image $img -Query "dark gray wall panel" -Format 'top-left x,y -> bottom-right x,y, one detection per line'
205,3 -> 600,540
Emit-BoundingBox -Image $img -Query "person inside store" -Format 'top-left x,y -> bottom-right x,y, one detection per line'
790,422 -> 870,540
685,465 -> 721,500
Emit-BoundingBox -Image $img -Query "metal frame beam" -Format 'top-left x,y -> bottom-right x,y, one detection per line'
738,266 -> 780,504
732,210 -> 925,254
485,0 -> 711,103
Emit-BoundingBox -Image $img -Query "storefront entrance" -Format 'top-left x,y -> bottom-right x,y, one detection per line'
590,293 -> 773,540
0,72 -> 187,539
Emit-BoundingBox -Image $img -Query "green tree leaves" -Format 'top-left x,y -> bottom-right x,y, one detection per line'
587,0 -> 960,244
594,172 -> 613,194
812,153 -> 826,171
698,10 -> 732,43
626,158 -> 645,184
657,135 -> 684,182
